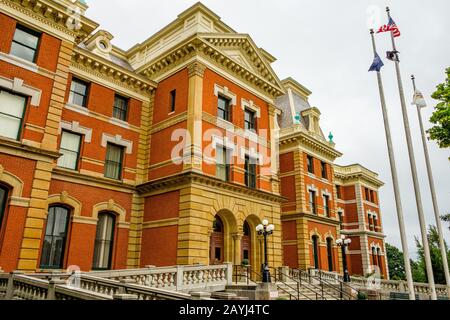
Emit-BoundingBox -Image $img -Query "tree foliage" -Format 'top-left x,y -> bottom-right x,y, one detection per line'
415,225 -> 450,285
386,243 -> 406,280
428,67 -> 450,149
442,214 -> 450,231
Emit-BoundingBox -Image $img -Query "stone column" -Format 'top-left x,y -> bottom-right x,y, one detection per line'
183,61 -> 206,173
296,218 -> 310,270
232,233 -> 243,266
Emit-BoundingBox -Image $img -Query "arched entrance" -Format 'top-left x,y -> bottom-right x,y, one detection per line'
241,221 -> 251,262
210,216 -> 224,264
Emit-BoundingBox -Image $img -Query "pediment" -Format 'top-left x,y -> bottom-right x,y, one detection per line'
200,34 -> 284,91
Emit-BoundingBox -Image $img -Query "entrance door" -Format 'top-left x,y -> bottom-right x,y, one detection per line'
241,221 -> 251,263
210,216 -> 224,264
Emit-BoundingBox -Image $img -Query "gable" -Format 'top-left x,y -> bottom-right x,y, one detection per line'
201,34 -> 284,92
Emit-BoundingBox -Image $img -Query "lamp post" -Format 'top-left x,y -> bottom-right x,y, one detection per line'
256,219 -> 274,283
336,235 -> 352,282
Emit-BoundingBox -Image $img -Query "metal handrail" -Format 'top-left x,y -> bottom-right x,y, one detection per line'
313,269 -> 355,300
289,268 -> 345,300
271,267 -> 325,300
314,269 -> 359,300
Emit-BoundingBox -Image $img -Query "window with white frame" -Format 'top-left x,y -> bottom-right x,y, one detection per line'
309,190 -> 317,214
0,89 -> 27,140
92,212 -> 115,270
217,95 -> 231,121
57,131 -> 82,170
69,78 -> 89,107
104,143 -> 124,180
244,108 -> 256,132
216,146 -> 230,182
10,25 -> 40,63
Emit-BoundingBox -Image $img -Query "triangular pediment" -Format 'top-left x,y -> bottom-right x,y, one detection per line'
200,34 -> 284,92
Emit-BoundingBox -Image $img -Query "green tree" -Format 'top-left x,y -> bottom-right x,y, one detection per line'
415,225 -> 450,285
428,67 -> 450,149
442,214 -> 450,231
386,243 -> 406,280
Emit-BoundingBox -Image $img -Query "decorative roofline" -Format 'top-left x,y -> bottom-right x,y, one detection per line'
72,47 -> 157,95
334,164 -> 384,187
137,35 -> 285,99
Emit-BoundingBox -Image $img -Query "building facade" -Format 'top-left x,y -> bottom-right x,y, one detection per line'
0,0 -> 387,279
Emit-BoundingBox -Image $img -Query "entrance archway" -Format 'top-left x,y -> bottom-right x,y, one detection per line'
210,216 -> 224,264
241,221 -> 251,262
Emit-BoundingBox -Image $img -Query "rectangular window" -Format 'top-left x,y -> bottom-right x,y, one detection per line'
324,195 -> 330,217
57,131 -> 82,170
217,95 -> 231,121
338,212 -> 344,225
309,190 -> 317,214
244,108 -> 256,132
336,185 -> 341,199
216,147 -> 230,182
245,156 -> 257,189
69,78 -> 89,107
364,188 -> 370,201
169,89 -> 176,113
104,143 -> 124,180
307,155 -> 314,174
0,90 -> 26,140
370,190 -> 375,203
321,161 -> 328,179
10,25 -> 40,63
113,95 -> 128,121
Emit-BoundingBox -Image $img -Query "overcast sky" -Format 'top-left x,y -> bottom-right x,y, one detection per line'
84,0 -> 450,258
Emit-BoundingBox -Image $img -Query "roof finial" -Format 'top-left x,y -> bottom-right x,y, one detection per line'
328,132 -> 334,143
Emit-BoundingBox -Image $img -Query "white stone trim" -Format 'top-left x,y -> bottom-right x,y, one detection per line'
367,210 -> 378,219
307,184 -> 319,193
65,102 -> 90,116
101,133 -> 133,154
59,121 -> 93,143
214,84 -> 237,105
0,76 -> 42,106
211,135 -> 236,151
0,52 -> 38,74
321,189 -> 332,197
337,207 -> 345,216
241,98 -> 261,118
239,146 -> 263,165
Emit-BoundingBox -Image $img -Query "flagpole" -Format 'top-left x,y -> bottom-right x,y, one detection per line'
369,29 -> 415,300
411,75 -> 450,298
386,6 -> 437,300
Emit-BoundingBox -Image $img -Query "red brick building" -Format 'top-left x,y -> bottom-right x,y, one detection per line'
0,1 -> 388,279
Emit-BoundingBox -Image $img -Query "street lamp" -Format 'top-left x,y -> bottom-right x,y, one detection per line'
336,235 -> 352,282
256,219 -> 274,283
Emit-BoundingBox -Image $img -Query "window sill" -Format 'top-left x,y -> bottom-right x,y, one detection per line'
0,51 -> 38,73
109,117 -> 130,129
216,117 -> 235,131
65,102 -> 90,116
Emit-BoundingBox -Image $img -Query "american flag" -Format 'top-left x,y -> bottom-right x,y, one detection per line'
377,17 -> 401,38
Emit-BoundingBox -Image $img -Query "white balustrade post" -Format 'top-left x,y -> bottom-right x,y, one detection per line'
47,278 -> 67,300
281,266 -> 289,282
119,278 -> 136,294
113,294 -> 138,300
5,271 -> 23,300
176,265 -> 185,292
225,262 -> 233,285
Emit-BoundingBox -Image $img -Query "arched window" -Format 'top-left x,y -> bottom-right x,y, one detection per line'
40,206 -> 70,269
312,236 -> 320,269
213,216 -> 223,233
243,221 -> 250,236
0,185 -> 9,231
377,248 -> 383,273
326,238 -> 334,271
372,247 -> 377,267
93,212 -> 116,270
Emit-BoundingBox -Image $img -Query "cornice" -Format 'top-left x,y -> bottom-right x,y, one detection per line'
137,171 -> 286,203
334,164 -> 384,187
137,34 -> 285,99
1,0 -> 98,42
72,47 -> 157,96
279,126 -> 342,160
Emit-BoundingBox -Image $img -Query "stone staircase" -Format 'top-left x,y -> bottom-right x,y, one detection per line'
276,282 -> 340,300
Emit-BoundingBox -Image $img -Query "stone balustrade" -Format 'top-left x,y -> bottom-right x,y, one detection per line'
86,263 -> 233,293
313,269 -> 449,298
